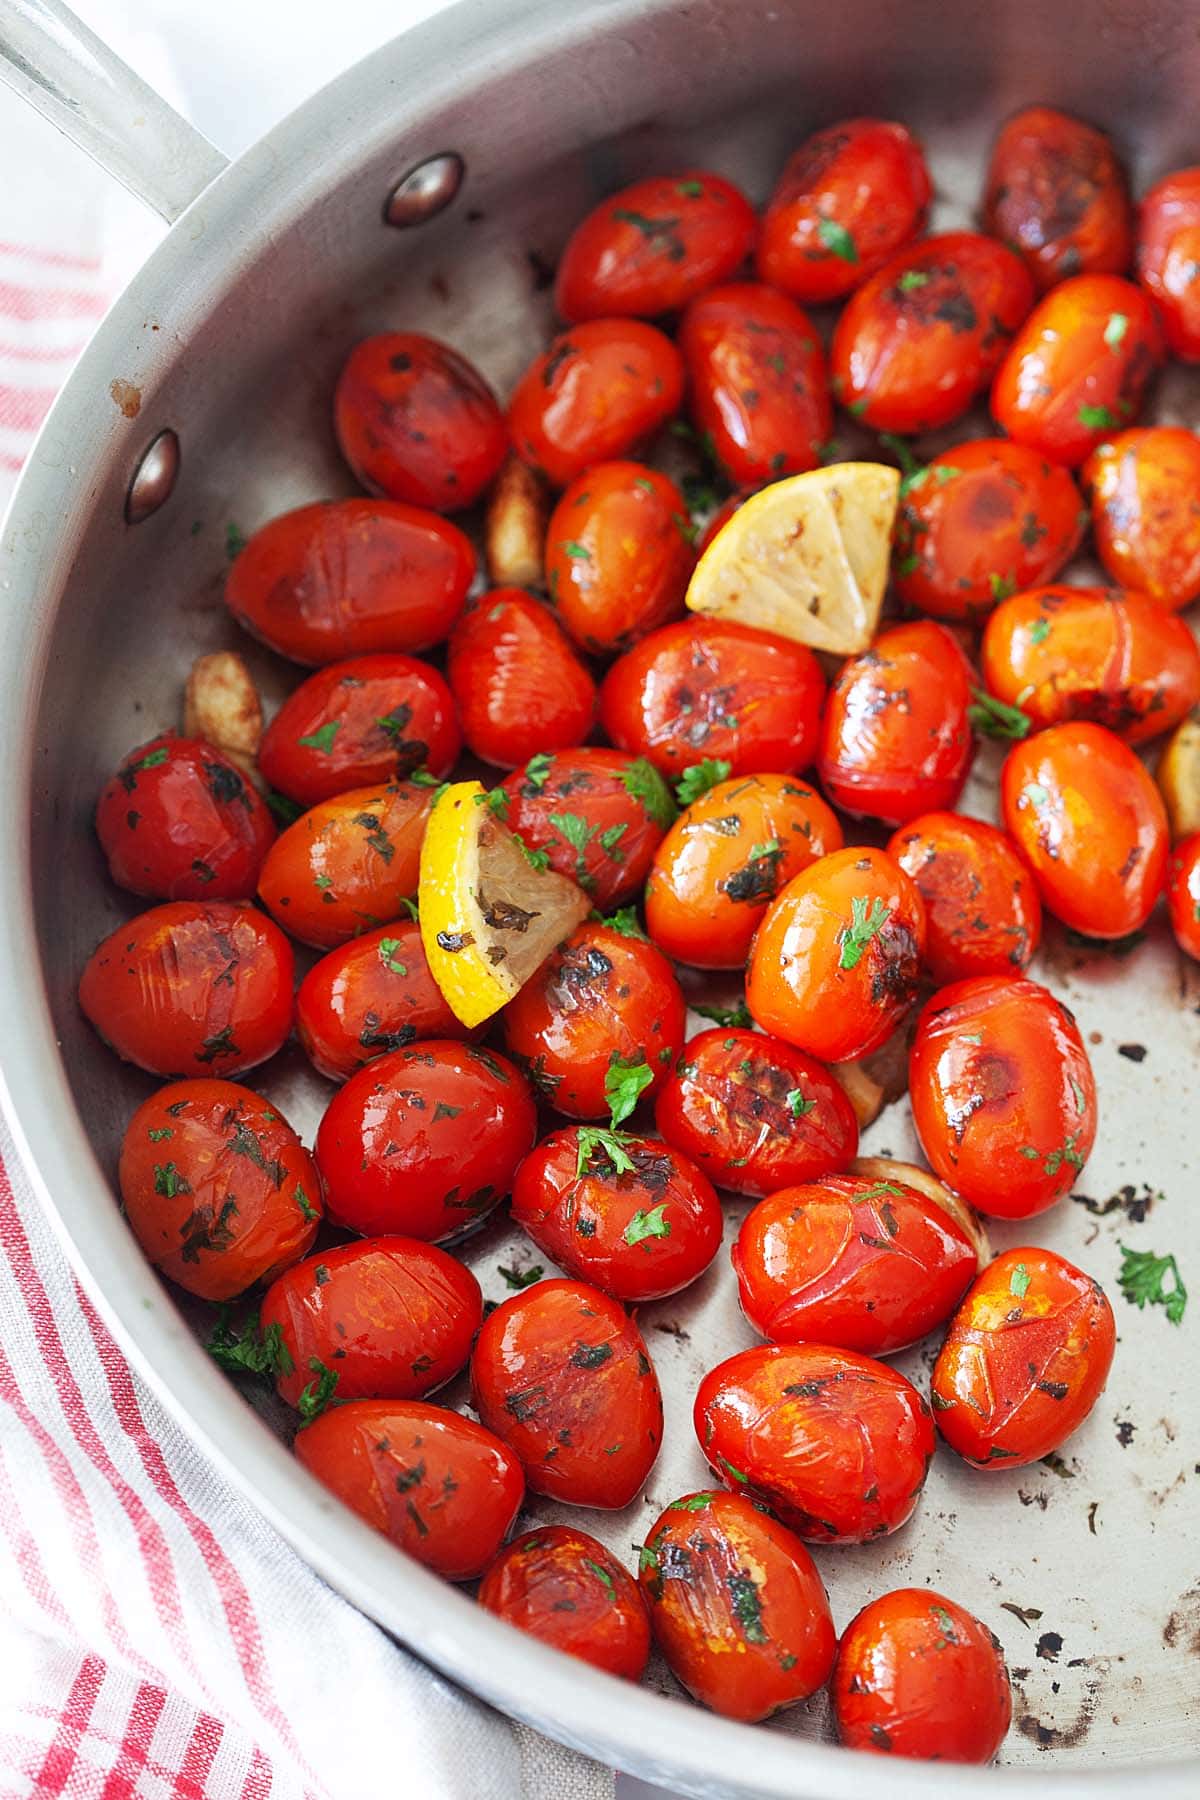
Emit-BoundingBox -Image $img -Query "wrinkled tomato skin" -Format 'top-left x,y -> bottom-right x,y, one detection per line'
991,274 -> 1164,467
258,656 -> 460,805
833,1588 -> 1013,1763
645,773 -> 842,969
79,901 -> 293,1077
817,621 -> 975,826
315,1041 -> 536,1240
545,462 -> 693,655
470,1278 -> 663,1507
639,1491 -> 836,1722
732,1173 -> 976,1355
1167,834 -> 1200,961
257,779 -> 431,950
260,1236 -> 481,1408
225,499 -> 475,665
678,283 -> 832,484
296,919 -> 471,1082
508,319 -> 684,488
502,923 -> 686,1119
95,734 -> 275,902
1000,721 -> 1169,938
295,1400 -> 523,1580
932,1248 -> 1116,1469
118,1080 -> 319,1300
498,748 -> 674,910
747,846 -> 927,1064
981,585 -> 1200,745
555,172 -> 756,323
695,1343 -> 935,1543
909,975 -> 1097,1220
1083,426 -> 1200,609
655,1028 -> 859,1197
892,439 -> 1084,621
757,118 -> 931,304
447,589 -> 597,770
1136,168 -> 1200,360
600,619 -> 825,778
333,332 -> 506,513
479,1525 -> 651,1680
887,812 -> 1042,985
830,232 -> 1034,433
985,106 -> 1132,292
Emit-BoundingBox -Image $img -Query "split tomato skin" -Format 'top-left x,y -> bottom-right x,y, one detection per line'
296,919 -> 471,1083
478,1525 -> 651,1681
470,1278 -> 663,1507
447,589 -> 597,771
909,975 -> 1097,1220
545,462 -> 693,655
984,106 -> 1132,292
96,733 -> 275,902
932,1247 -> 1116,1469
118,1080 -> 319,1301
1083,426 -> 1200,609
1168,835 -> 1200,960
333,332 -> 506,512
695,1343 -> 935,1543
1136,167 -> 1200,360
887,812 -> 1042,984
639,1491 -> 836,1723
295,1400 -> 523,1581
497,748 -> 675,910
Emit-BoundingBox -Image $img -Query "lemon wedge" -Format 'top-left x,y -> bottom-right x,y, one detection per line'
419,781 -> 591,1027
1157,710 -> 1200,841
685,462 -> 900,655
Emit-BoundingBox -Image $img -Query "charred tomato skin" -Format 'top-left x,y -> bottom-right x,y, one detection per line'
887,812 -> 1042,985
497,747 -> 675,910
984,105 -> 1132,292
1167,834 -> 1200,961
447,588 -> 597,771
545,461 -> 694,656
1136,167 -> 1200,360
296,918 -> 472,1083
478,1525 -> 652,1680
1083,426 -> 1200,609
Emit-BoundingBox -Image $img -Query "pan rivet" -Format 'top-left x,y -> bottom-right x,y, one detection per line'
385,152 -> 464,228
125,429 -> 180,524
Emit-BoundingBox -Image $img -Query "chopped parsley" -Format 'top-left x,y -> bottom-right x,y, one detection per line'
838,895 -> 892,971
298,720 -> 341,754
497,1263 -> 545,1290
377,937 -> 407,975
605,1054 -> 654,1126
816,215 -> 858,263
694,998 -> 753,1029
1117,1243 -> 1188,1325
297,1357 -> 339,1422
969,687 -> 1031,740
620,757 -> 677,829
674,758 -> 731,807
624,1203 -> 672,1247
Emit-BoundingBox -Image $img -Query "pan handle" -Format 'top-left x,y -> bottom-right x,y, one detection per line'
0,0 -> 228,222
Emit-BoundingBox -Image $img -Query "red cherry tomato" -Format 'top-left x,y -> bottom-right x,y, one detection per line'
887,812 -> 1042,984
1168,833 -> 1200,961
295,1400 -> 523,1580
497,748 -> 675,910
639,1490 -> 836,1722
984,106 -> 1132,292
830,232 -> 1034,432
600,619 -> 825,778
118,1080 -> 319,1300
79,900 -> 293,1077
555,172 -> 756,323
833,1588 -> 1012,1763
544,462 -> 693,654
225,499 -> 475,665
447,589 -> 597,770
909,975 -> 1097,1219
696,489 -> 751,554
1083,426 -> 1200,609
470,1278 -> 663,1507
932,1247 -> 1116,1468
1136,167 -> 1200,360
507,319 -> 684,488
478,1525 -> 651,1680
757,118 -> 931,303
296,919 -> 470,1082
95,733 -> 275,901
694,1343 -> 935,1543
315,1041 -> 536,1240
333,332 -> 506,512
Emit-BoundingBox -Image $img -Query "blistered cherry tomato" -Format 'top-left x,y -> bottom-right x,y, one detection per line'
334,332 -> 506,512
295,1400 -> 523,1580
545,462 -> 693,654
1083,426 -> 1200,609
555,172 -> 756,323
600,619 -> 825,778
834,1588 -> 1012,1763
1136,167 -> 1200,360
225,499 -> 474,665
316,1041 -> 535,1240
645,772 -> 842,968
447,589 -> 596,771
503,922 -> 686,1119
80,901 -> 293,1077
909,975 -> 1097,1219
892,439 -> 1084,621
639,1491 -> 836,1722
479,1525 -> 651,1680
1167,834 -> 1200,960
259,1236 -> 481,1408
932,1248 -> 1115,1468
95,733 -> 275,901
991,274 -> 1163,467
470,1278 -> 662,1506
830,232 -> 1033,432
508,319 -> 684,488
887,812 -> 1041,983
695,1343 -> 935,1543
497,748 -> 675,909
296,919 -> 470,1082
747,846 -> 927,1064
118,1080 -> 319,1300
984,106 -> 1132,292
757,118 -> 931,303
1001,721 -> 1169,938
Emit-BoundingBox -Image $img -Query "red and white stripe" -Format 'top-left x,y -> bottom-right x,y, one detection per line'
0,241 -> 109,478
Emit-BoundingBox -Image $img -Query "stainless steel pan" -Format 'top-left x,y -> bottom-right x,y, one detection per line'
0,1 -> 1197,1793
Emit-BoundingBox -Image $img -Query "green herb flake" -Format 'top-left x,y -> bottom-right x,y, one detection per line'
153,1162 -> 190,1199
294,1183 -> 319,1222
207,1308 -> 294,1379
297,1357 -> 339,1422
1029,616 -> 1052,645
624,1203 -> 672,1247
298,721 -> 341,754
575,1126 -> 638,1180
816,215 -> 858,263
727,1570 -> 769,1643
563,540 -> 591,560
838,894 -> 892,971
930,1603 -> 959,1648
584,1557 -> 617,1600
605,1053 -> 655,1127
786,1087 -> 816,1118
225,522 -> 247,561
898,269 -> 930,291
591,905 -> 647,939
1078,403 -> 1118,431
377,937 -> 407,975
695,998 -> 753,1029
524,752 -> 553,791
621,757 -> 678,829
498,1263 -> 544,1290
1117,1243 -> 1188,1325
1009,1262 -> 1032,1299
969,686 -> 1031,741
485,786 -> 511,821
675,758 -> 732,807
1103,312 -> 1129,350
147,1127 -> 173,1142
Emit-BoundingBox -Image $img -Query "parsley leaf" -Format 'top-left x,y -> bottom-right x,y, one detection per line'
548,809 -> 596,884
523,752 -> 553,791
1078,403 -> 1119,431
297,1357 -> 339,1422
1009,1262 -> 1031,1299
590,906 -> 647,940
298,721 -> 341,754
377,936 -> 407,975
575,1126 -> 638,1180
485,786 -> 511,820
498,1263 -> 544,1290
816,215 -> 858,263
1103,312 -> 1128,350
786,1087 -> 816,1118
675,758 -> 732,807
1117,1243 -> 1188,1325
838,895 -> 892,971
624,1203 -> 671,1246
694,998 -> 753,1029
605,1053 -> 654,1126
206,1308 -> 294,1379
969,687 -> 1032,741
620,757 -> 677,829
